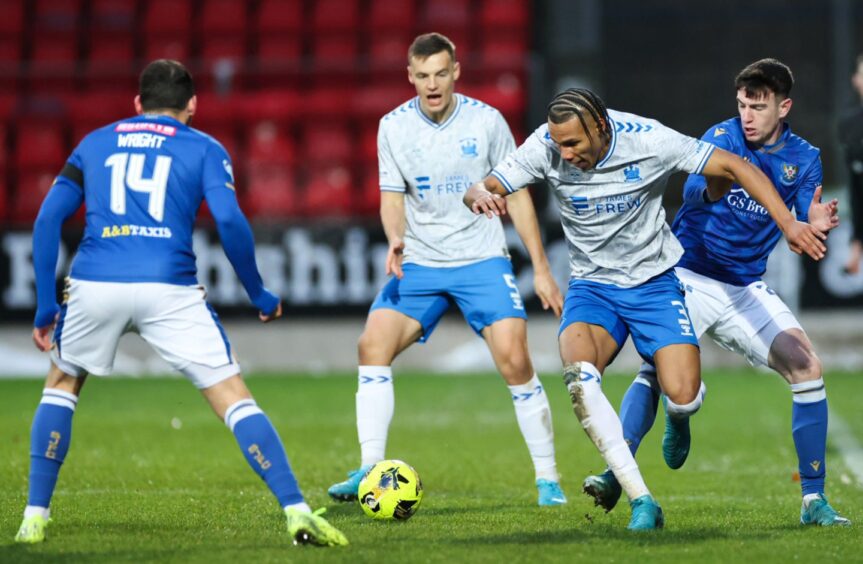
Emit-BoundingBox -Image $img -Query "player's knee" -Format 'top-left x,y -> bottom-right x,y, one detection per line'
665,381 -> 706,418
357,330 -> 394,365
497,349 -> 530,384
787,352 -> 821,384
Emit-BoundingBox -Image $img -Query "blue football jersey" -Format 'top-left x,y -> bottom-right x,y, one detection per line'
673,118 -> 822,285
65,114 -> 236,284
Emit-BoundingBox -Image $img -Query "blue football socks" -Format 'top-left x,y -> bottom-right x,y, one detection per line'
27,389 -> 78,511
790,379 -> 828,496
619,365 -> 661,456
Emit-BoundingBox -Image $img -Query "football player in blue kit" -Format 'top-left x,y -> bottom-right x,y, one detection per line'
582,59 -> 850,527
15,60 -> 348,546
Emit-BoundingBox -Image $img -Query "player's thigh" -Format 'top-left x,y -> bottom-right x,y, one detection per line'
674,267 -> 728,339
653,343 -> 701,404
711,280 -> 802,368
481,317 -> 532,384
368,263 -> 452,340
135,284 -> 240,389
619,270 -> 699,365
359,308 -> 424,365
558,278 -> 628,372
447,257 -> 528,338
51,279 -> 131,377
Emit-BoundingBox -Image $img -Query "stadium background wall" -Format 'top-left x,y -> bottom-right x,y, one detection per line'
2,224 -> 862,323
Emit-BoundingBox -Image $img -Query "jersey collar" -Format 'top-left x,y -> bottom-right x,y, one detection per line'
414,94 -> 462,130
753,122 -> 791,154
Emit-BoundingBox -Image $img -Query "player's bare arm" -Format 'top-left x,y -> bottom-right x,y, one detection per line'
380,191 -> 407,279
506,189 -> 563,316
701,148 -> 827,260
463,176 -> 509,218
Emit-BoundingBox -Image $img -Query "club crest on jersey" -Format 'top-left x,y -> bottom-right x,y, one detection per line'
459,137 -> 478,158
780,162 -> 798,185
623,164 -> 641,183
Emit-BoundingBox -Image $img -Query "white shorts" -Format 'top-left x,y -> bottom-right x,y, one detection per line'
675,267 -> 803,367
51,279 -> 241,389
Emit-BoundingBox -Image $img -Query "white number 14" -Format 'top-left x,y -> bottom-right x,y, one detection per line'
104,152 -> 172,222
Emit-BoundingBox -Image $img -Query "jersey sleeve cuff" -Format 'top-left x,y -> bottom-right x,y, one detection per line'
380,185 -> 406,193
490,170 -> 516,193
694,144 -> 716,175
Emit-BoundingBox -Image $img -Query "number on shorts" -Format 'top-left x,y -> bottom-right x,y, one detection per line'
503,274 -> 525,310
105,152 -> 172,221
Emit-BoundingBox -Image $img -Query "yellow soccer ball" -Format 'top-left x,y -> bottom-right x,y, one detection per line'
358,460 -> 423,520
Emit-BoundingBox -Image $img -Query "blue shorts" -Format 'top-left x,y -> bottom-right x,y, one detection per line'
558,269 -> 698,362
370,257 -> 528,342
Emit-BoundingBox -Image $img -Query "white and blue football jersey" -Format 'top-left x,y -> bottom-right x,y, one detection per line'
377,94 -> 516,267
492,109 -> 716,287
673,118 -> 821,285
64,114 -> 236,285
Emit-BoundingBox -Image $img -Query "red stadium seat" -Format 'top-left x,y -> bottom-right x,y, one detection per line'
422,0 -> 471,29
257,36 -> 303,64
256,0 -> 303,34
30,35 -> 79,63
368,0 -> 416,31
359,125 -> 378,164
12,170 -> 57,223
245,120 -> 297,167
91,0 -> 138,33
0,175 -> 8,222
34,0 -> 82,33
88,34 -> 135,63
301,124 -> 352,165
194,92 -> 240,130
0,123 -> 8,171
369,34 -> 411,68
478,33 -> 528,69
0,0 -> 25,36
478,0 -> 528,28
14,123 -> 67,170
144,0 -> 192,35
244,166 -> 300,218
200,0 -> 248,35
142,36 -> 190,63
351,84 -> 415,120
355,166 -> 381,216
201,35 -> 247,64
312,0 -> 360,32
301,165 -> 352,217
311,34 -> 358,67
302,87 -> 346,119
0,37 -> 22,63
238,90 -> 302,124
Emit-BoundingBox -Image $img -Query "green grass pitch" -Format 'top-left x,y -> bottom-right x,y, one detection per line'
1,370 -> 860,563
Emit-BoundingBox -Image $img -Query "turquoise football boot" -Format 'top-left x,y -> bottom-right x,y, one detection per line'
582,469 -> 622,512
661,396 -> 691,470
628,495 -> 664,531
536,478 -> 567,506
800,494 -> 851,526
327,464 -> 373,502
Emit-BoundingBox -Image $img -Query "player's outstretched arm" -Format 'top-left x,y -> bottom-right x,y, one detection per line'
463,176 -> 510,218
506,189 -> 563,316
206,188 -> 280,318
380,191 -> 407,279
701,148 -> 826,260
31,177 -> 84,351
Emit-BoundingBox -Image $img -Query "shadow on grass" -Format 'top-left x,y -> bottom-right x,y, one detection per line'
449,523 -> 776,546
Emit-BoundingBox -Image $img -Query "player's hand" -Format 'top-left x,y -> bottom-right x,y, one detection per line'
386,238 -> 405,279
464,185 -> 507,218
782,220 -> 827,260
259,302 -> 282,323
807,186 -> 839,234
534,268 -> 563,317
845,239 -> 862,274
32,317 -> 57,352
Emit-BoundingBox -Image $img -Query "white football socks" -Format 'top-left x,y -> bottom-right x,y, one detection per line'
356,365 -> 394,467
508,374 -> 560,482
564,361 -> 650,501
665,381 -> 707,419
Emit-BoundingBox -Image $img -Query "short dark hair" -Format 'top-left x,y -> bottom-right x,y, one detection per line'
735,58 -> 794,99
408,32 -> 456,63
547,88 -> 611,141
139,59 -> 195,112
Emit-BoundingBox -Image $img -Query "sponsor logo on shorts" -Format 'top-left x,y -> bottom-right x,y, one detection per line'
671,299 -> 694,337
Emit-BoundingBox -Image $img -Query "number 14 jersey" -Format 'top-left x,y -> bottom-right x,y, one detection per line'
64,114 -> 235,285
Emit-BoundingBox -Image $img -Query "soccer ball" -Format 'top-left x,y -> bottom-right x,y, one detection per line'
358,460 -> 423,520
